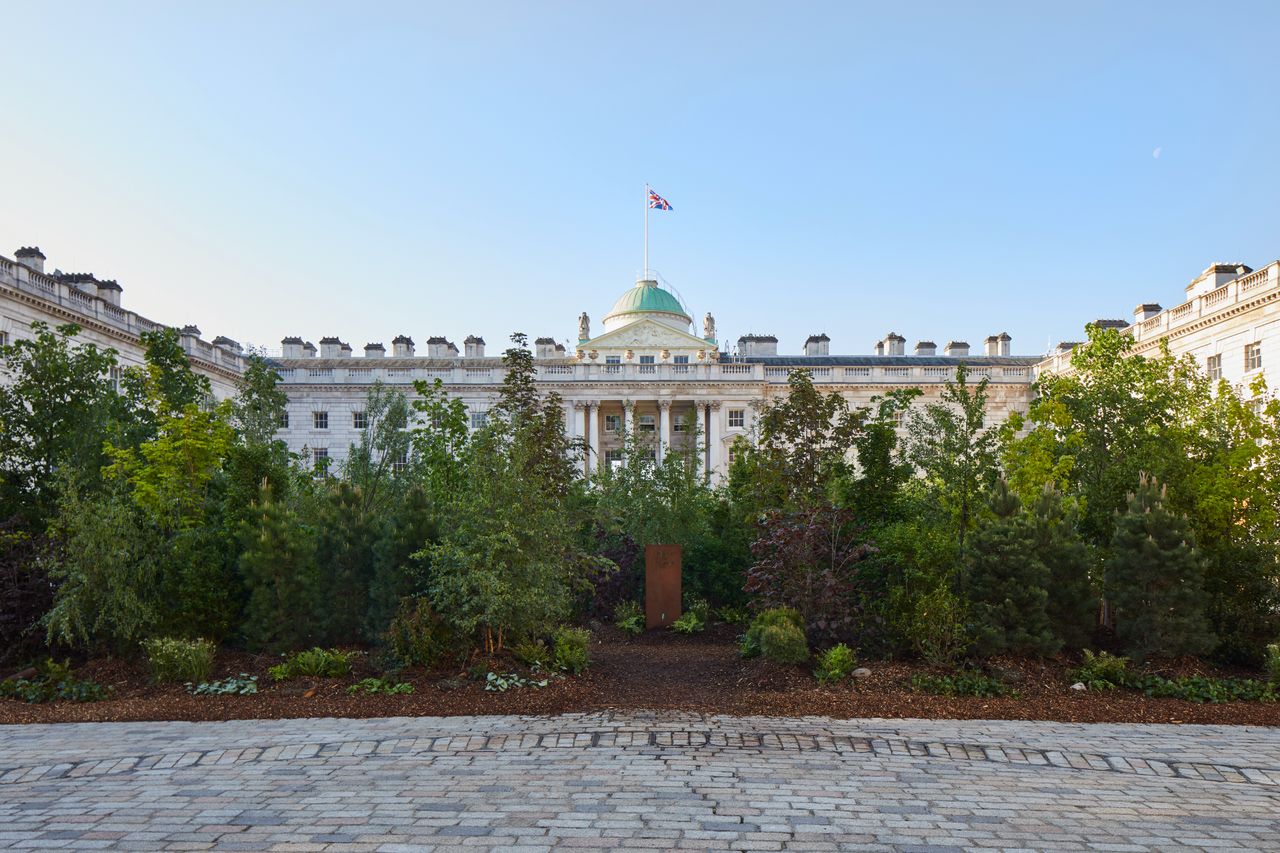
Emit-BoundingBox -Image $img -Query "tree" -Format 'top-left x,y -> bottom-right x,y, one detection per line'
903,363 -> 1000,556
231,355 -> 288,446
421,334 -> 592,652
735,369 -> 866,510
1030,484 -> 1095,650
744,502 -> 880,647
966,480 -> 1059,658
238,482 -> 320,652
1106,475 -> 1214,661
837,388 -> 920,525
0,322 -> 121,523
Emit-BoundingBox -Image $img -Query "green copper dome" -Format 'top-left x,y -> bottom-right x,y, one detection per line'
604,279 -> 690,321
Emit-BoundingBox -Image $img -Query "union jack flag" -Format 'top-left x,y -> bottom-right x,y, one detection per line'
648,188 -> 673,210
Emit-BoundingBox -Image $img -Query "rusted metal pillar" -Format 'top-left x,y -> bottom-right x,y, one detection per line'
644,544 -> 682,629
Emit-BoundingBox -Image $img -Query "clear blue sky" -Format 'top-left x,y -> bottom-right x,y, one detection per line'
2,1 -> 1278,356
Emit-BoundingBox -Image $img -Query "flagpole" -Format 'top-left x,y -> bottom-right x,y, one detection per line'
643,183 -> 649,279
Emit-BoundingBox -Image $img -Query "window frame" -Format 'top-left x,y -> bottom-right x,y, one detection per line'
727,408 -> 745,429
313,411 -> 329,430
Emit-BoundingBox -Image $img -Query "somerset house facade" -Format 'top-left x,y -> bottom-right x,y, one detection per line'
2,245 -> 1277,485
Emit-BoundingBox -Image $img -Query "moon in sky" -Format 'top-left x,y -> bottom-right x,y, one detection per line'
1152,147 -> 1162,159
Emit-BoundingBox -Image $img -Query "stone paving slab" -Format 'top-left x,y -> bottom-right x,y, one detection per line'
1,712 -> 1278,851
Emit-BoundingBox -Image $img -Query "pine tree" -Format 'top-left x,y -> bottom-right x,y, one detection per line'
966,479 -> 1060,657
238,483 -> 319,652
1030,485 -> 1096,650
1106,475 -> 1214,660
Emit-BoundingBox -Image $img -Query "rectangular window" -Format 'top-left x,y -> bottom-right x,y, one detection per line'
638,413 -> 656,432
639,355 -> 655,364
604,414 -> 622,432
673,355 -> 689,364
278,411 -> 290,429
1245,343 -> 1262,372
390,449 -> 409,473
604,449 -> 623,469
313,411 -> 328,430
1206,354 -> 1222,382
313,448 -> 330,475
728,409 -> 745,429
0,331 -> 9,347
470,411 -> 488,430
639,354 -> 655,374
353,411 -> 368,430
673,414 -> 687,432
108,366 -> 122,393
605,355 -> 621,364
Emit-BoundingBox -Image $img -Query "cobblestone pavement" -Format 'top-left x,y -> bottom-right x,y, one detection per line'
2,713 -> 1278,851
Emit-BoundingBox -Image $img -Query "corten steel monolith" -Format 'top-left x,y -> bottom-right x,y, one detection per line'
644,544 -> 682,629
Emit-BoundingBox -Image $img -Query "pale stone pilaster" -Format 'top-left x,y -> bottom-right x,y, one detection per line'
586,401 -> 600,476
707,401 -> 723,482
658,399 -> 672,464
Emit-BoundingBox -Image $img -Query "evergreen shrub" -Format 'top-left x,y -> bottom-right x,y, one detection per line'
142,636 -> 216,684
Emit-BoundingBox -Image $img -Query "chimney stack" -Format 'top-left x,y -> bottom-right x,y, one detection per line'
882,332 -> 906,356
944,340 -> 970,357
803,333 -> 830,357
281,336 -> 305,358
464,335 -> 485,358
1133,303 -> 1162,324
914,340 -> 937,356
737,335 -> 778,357
14,247 -> 45,274
364,343 -> 385,358
319,336 -> 342,358
391,335 -> 415,358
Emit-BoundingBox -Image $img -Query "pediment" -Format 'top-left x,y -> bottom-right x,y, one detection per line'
581,318 -> 712,352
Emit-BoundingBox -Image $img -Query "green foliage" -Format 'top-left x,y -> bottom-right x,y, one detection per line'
740,607 -> 804,658
911,670 -> 1016,698
1128,674 -> 1276,704
484,671 -> 549,692
1266,644 -> 1280,685
670,610 -> 705,634
552,626 -> 591,674
1074,650 -> 1129,690
347,677 -> 414,696
268,648 -> 355,681
814,643 -> 857,684
714,605 -> 750,625
512,638 -> 551,668
612,600 -> 645,636
759,623 -> 809,665
142,636 -> 216,684
1030,485 -> 1096,650
903,364 -> 1001,556
0,659 -> 108,703
384,597 -> 454,669
187,674 -> 258,696
238,482 -> 320,652
966,480 -> 1060,658
231,355 -> 289,447
0,322 -> 124,524
0,517 -> 54,667
1106,476 -> 1214,660
905,584 -> 970,666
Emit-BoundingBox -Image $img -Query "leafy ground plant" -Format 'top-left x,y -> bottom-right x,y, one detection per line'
671,610 -> 705,634
347,677 -> 414,696
1073,650 -> 1129,691
740,607 -> 804,658
1266,643 -> 1280,684
814,643 -> 857,684
553,626 -> 591,674
269,648 -> 355,681
1127,674 -> 1276,704
187,674 -> 258,696
0,659 -> 108,703
759,623 -> 809,664
142,636 -> 216,684
613,600 -> 644,636
512,638 -> 551,668
485,672 -> 549,692
911,670 -> 1017,698
714,606 -> 750,625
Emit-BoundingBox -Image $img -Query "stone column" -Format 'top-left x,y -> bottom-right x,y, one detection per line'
621,400 -> 633,456
658,399 -> 672,464
572,401 -> 587,476
586,401 -> 599,476
707,401 -> 722,483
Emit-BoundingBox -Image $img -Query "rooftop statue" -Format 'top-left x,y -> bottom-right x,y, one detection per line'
579,312 -> 590,341
703,312 -> 716,340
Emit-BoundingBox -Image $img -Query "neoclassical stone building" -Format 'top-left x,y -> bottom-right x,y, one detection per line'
2,245 -> 1276,485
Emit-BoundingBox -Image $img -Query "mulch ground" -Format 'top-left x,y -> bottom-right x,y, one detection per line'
3,624 -> 1278,726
